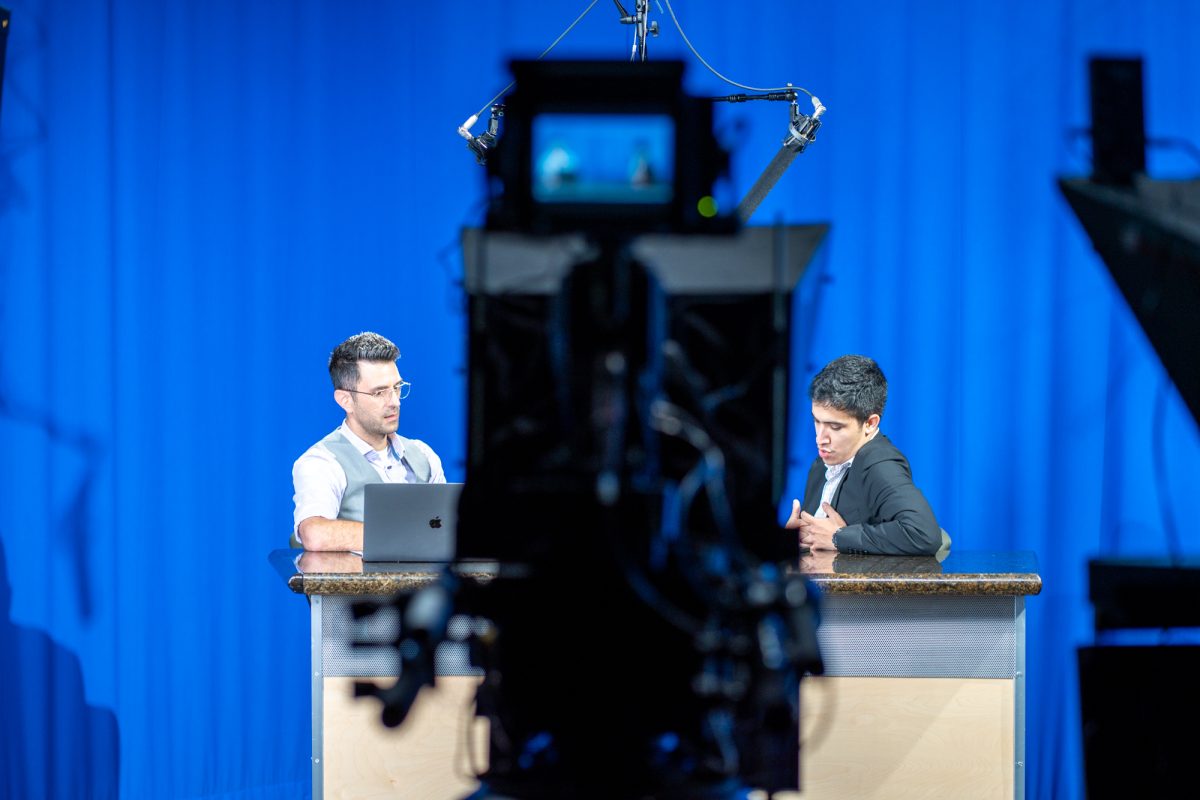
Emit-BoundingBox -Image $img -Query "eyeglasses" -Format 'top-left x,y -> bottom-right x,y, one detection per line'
341,380 -> 411,402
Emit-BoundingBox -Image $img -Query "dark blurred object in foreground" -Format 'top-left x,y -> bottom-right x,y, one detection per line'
1079,559 -> 1200,799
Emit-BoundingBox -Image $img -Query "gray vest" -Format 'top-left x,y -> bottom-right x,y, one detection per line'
321,428 -> 432,522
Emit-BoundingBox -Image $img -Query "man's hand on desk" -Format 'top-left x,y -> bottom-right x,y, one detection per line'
786,499 -> 844,552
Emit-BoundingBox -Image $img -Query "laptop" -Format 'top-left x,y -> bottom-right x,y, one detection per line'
362,482 -> 463,563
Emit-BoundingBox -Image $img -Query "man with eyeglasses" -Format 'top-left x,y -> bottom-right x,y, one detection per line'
292,332 -> 446,551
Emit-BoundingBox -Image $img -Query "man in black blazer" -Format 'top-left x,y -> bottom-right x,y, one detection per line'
785,355 -> 946,556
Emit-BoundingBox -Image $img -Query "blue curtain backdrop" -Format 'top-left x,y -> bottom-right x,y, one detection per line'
2,1 -> 1198,797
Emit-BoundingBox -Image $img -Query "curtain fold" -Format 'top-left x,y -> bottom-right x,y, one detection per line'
2,1 -> 1197,797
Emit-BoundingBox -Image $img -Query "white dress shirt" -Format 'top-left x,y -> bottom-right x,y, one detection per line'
814,458 -> 854,519
292,421 -> 446,534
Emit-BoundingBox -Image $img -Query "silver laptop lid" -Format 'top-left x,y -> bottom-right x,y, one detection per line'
362,482 -> 463,563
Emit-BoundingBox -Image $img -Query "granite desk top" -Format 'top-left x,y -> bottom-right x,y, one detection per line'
270,549 -> 1041,597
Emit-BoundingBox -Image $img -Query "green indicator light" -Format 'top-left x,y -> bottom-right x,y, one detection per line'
697,196 -> 719,218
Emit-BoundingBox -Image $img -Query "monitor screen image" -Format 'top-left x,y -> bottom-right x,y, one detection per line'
531,113 -> 675,205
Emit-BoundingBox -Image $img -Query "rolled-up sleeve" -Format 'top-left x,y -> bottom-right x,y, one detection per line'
292,446 -> 348,536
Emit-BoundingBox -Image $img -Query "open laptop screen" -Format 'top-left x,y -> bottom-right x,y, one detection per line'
362,483 -> 463,563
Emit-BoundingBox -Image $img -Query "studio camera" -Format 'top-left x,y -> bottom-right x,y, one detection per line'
364,60 -> 825,800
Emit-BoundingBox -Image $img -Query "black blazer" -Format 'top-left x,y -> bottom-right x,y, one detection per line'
802,434 -> 944,556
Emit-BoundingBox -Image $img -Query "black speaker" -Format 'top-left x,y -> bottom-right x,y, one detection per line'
1088,57 -> 1146,186
1078,645 -> 1200,798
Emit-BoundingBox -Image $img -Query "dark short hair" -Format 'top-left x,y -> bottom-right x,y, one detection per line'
328,332 -> 399,390
809,355 -> 887,423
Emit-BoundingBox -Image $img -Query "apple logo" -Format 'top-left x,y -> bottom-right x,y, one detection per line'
429,516 -> 443,529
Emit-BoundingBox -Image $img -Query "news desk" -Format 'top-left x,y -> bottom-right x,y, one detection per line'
270,550 -> 1041,800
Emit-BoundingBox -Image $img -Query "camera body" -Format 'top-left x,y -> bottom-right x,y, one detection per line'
486,60 -> 734,236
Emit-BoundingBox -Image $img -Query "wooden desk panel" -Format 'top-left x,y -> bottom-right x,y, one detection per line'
322,675 -> 486,799
798,677 -> 1015,800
